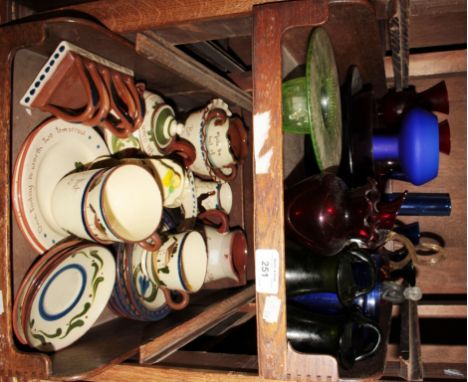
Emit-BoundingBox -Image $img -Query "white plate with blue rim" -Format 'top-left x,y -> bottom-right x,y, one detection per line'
25,244 -> 116,351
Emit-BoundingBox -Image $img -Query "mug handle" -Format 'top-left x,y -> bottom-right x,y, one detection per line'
197,209 -> 229,233
121,74 -> 145,130
163,138 -> 197,168
227,117 -> 249,162
41,54 -> 97,122
353,319 -> 382,362
138,232 -> 162,252
84,60 -> 111,126
346,247 -> 377,298
99,67 -> 136,135
212,163 -> 238,182
160,288 -> 190,310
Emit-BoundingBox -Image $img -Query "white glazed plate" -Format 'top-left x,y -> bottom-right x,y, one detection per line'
26,244 -> 116,351
13,118 -> 110,253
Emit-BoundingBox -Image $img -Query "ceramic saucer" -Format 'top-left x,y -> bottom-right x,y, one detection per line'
13,118 -> 109,253
24,244 -> 116,351
13,239 -> 82,344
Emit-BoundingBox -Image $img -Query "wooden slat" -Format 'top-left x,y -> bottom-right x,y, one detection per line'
138,285 -> 256,363
58,0 -> 288,34
385,50 -> 467,80
384,361 -> 467,380
392,304 -> 467,319
149,15 -> 253,45
159,351 -> 258,372
418,304 -> 467,319
135,32 -> 252,111
387,344 -> 467,364
252,0 -> 330,379
87,364 -> 267,382
374,0 -> 466,49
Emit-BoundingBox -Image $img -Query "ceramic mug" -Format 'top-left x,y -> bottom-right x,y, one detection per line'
194,177 -> 232,214
197,210 -> 247,284
51,168 -> 105,239
179,98 -> 248,182
147,231 -> 208,309
52,164 -> 162,250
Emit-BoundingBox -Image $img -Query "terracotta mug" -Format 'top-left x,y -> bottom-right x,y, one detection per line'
197,210 -> 248,284
52,164 -> 163,251
147,231 -> 208,310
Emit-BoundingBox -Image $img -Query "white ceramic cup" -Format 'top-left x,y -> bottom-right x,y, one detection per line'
151,231 -> 207,294
53,163 -> 162,250
194,177 -> 232,214
84,163 -> 163,250
51,168 -> 106,240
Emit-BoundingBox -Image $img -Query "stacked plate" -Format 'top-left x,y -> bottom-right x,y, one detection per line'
12,239 -> 116,351
109,243 -> 171,321
12,118 -> 110,253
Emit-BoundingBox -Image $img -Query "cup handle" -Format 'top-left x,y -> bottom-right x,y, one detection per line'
99,67 -> 136,136
121,75 -> 145,130
205,108 -> 228,126
84,60 -> 111,126
138,232 -> 162,252
160,288 -> 190,310
227,117 -> 249,162
197,209 -> 229,233
163,138 -> 196,168
353,320 -> 382,362
347,247 -> 377,297
212,163 -> 238,182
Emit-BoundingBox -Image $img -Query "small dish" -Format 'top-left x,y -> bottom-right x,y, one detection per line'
13,239 -> 82,344
12,118 -> 109,253
23,243 -> 116,351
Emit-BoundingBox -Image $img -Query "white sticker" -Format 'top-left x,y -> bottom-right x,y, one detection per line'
255,249 -> 279,294
0,290 -> 3,315
263,295 -> 281,323
253,111 -> 273,174
444,369 -> 465,378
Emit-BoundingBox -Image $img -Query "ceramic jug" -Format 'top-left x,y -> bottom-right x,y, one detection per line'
197,209 -> 247,284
